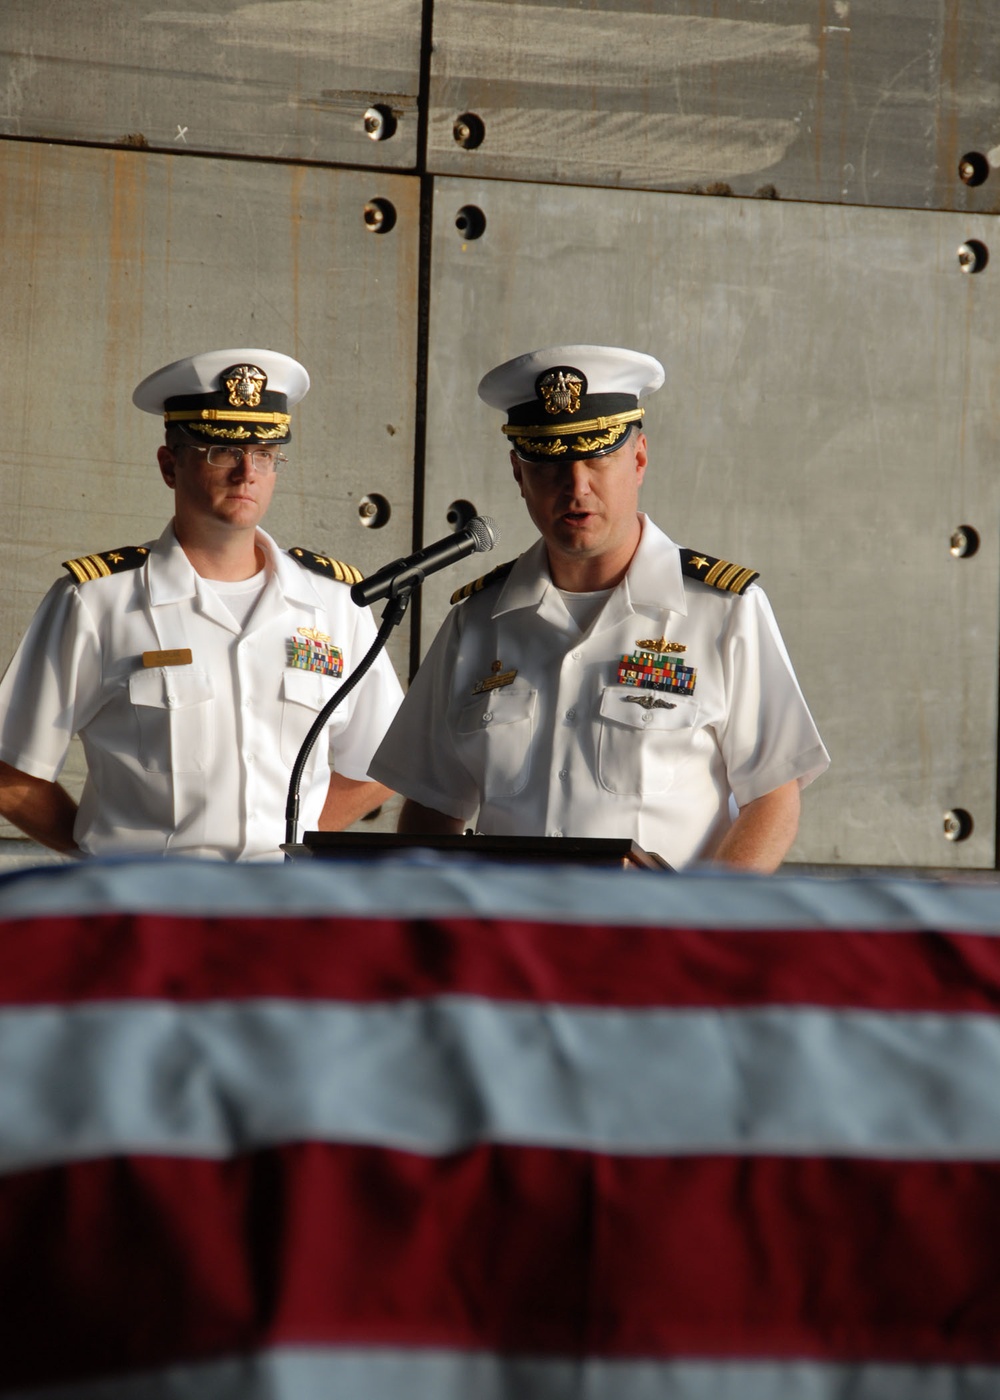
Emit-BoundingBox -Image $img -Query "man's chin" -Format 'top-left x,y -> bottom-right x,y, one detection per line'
553,521 -> 602,546
216,507 -> 263,529
550,533 -> 603,559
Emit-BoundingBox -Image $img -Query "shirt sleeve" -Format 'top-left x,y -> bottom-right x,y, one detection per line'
367,607 -> 481,822
717,586 -> 830,808
0,579 -> 104,783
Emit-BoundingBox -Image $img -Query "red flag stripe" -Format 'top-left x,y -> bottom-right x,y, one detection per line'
1,914 -> 1000,1011
2,1144 -> 1000,1390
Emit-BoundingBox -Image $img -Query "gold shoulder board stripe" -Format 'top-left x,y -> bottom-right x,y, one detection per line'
62,546 -> 149,586
679,547 -> 759,596
289,547 -> 364,586
450,557 -> 518,605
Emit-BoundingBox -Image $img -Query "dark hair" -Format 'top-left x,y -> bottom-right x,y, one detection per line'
165,425 -> 209,452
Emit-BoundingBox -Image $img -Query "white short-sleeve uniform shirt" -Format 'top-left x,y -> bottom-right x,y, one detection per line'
370,516 -> 828,868
0,524 -> 402,860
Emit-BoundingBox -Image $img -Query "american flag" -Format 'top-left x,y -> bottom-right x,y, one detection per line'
0,859 -> 999,1398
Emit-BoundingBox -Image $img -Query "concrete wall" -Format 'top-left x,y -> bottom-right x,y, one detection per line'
2,0 -> 998,868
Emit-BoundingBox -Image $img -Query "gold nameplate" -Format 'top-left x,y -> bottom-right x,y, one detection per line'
472,659 -> 518,695
142,649 -> 193,668
473,670 -> 517,695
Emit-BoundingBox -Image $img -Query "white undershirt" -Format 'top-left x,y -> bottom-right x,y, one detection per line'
556,587 -> 614,636
202,568 -> 268,630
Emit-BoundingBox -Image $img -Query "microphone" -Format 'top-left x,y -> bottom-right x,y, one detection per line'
350,516 -> 499,607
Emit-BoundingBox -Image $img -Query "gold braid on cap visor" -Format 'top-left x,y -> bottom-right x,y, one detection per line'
503,407 -> 643,457
164,408 -> 291,441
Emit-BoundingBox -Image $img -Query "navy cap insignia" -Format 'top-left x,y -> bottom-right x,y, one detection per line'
537,367 -> 585,416
224,364 -> 266,409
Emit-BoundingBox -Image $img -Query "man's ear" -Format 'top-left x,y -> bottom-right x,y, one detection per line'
633,431 -> 648,486
157,444 -> 177,490
510,450 -> 525,497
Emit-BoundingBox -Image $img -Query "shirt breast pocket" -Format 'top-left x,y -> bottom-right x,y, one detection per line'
454,684 -> 537,801
597,686 -> 700,796
279,667 -> 340,768
128,667 -> 215,774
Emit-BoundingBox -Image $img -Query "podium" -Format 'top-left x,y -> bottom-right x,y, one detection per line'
285,832 -> 672,871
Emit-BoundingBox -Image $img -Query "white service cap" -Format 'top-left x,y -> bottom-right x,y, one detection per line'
133,348 -> 310,445
478,344 -> 664,461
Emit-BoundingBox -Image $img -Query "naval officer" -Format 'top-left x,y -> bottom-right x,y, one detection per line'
0,348 -> 402,859
370,344 -> 827,870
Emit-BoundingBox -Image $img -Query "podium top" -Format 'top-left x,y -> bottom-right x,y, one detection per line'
287,832 -> 672,872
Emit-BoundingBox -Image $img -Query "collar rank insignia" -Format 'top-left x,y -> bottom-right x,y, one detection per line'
680,547 -> 759,595
617,647 -> 696,696
623,693 -> 676,711
287,628 -> 343,677
472,659 -> 518,695
62,545 -> 150,585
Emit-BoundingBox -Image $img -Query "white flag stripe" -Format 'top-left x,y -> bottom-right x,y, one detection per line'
2,857 -> 1000,932
2,998 -> 1000,1171
8,1348 -> 1000,1400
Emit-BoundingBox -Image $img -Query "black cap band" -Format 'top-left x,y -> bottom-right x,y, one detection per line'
163,362 -> 292,444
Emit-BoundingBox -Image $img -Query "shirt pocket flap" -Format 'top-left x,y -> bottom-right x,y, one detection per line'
129,666 -> 213,709
456,685 -> 537,735
281,667 -> 338,712
599,686 -> 699,731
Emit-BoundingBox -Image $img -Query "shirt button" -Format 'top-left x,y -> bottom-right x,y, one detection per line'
482,711 -> 493,723
550,829 -> 563,838
166,694 -> 177,708
565,708 -> 576,721
572,651 -> 582,660
642,712 -> 653,723
558,769 -> 569,779
246,752 -> 255,764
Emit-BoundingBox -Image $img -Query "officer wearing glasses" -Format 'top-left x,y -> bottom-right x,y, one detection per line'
0,348 -> 402,860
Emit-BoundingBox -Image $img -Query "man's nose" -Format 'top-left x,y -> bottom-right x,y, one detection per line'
565,460 -> 593,494
232,449 -> 259,479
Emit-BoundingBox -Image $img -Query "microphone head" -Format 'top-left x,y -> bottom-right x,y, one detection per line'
468,515 -> 499,552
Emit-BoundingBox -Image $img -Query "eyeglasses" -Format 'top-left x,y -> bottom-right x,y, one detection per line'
185,445 -> 288,474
